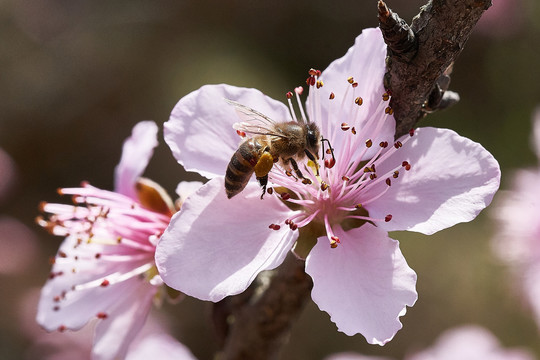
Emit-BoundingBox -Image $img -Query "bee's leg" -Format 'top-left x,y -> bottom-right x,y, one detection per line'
304,149 -> 319,176
281,158 -> 298,180
256,174 -> 268,199
289,158 -> 312,185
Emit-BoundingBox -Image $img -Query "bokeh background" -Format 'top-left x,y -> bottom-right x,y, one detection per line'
1,0 -> 539,359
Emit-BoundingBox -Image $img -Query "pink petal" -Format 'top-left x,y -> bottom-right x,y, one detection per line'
175,181 -> 203,204
164,84 -> 291,179
156,177 -> 297,302
405,326 -> 536,360
37,237 -> 152,331
92,280 -> 158,360
126,333 -> 197,360
114,121 -> 159,199
325,353 -> 395,360
305,224 -> 417,345
369,127 -> 500,235
318,28 -> 388,114
308,27 -> 395,161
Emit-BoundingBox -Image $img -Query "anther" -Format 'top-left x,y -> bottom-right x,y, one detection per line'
393,171 -> 399,178
382,92 -> 390,101
341,122 -> 350,131
365,139 -> 373,148
355,204 -> 363,209
285,170 -> 293,177
329,92 -> 335,100
236,130 -> 246,137
302,178 -> 312,185
385,106 -> 394,115
100,279 -> 110,287
53,306 -> 60,311
379,141 -> 388,148
316,80 -> 324,89
95,253 -> 101,259
330,241 -> 338,248
355,97 -> 363,105
286,91 -> 293,99
394,141 -> 403,149
285,219 -> 291,225
58,251 -> 67,258
386,178 -> 392,186
321,182 -> 329,191
351,127 -> 356,135
370,173 -> 377,180
290,222 -> 298,231
58,325 -> 66,332
409,128 -> 415,137
308,68 -> 318,76
267,187 -> 274,195
280,192 -> 291,201
385,214 -> 393,222
347,76 -> 354,84
342,176 -> 350,182
352,82 -> 358,88
325,158 -> 335,168
269,224 -> 281,230
97,312 -> 108,319
306,76 -> 316,86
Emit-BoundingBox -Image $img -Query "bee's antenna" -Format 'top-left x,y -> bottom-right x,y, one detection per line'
321,137 -> 335,167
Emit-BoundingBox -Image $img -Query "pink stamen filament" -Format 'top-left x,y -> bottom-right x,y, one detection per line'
72,262 -> 154,291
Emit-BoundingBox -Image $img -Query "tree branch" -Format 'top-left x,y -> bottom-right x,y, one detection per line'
215,254 -> 313,360
379,0 -> 491,138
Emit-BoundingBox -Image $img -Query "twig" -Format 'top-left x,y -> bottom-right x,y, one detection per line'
378,0 -> 491,138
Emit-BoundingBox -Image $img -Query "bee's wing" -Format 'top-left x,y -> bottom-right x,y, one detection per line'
226,99 -> 287,138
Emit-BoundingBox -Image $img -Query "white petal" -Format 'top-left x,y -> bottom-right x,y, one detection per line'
164,84 -> 291,179
368,127 -> 500,235
156,177 -> 297,302
126,333 -> 197,360
114,121 -> 159,199
306,224 -> 417,345
92,280 -> 157,360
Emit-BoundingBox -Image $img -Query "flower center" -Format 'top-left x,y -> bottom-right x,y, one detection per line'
266,70 -> 415,248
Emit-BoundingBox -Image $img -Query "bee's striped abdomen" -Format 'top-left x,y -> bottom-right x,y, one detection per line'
225,138 -> 261,198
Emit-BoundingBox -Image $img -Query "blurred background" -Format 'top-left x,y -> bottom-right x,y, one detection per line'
1,0 -> 539,359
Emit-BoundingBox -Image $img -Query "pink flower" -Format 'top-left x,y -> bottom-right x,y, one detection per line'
36,121 -> 199,360
324,326 -> 536,360
156,28 -> 500,345
493,107 -> 540,329
404,326 -> 536,360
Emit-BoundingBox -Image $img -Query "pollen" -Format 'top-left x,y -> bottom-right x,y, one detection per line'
100,279 -> 110,287
385,106 -> 394,115
365,139 -> 373,148
382,92 -> 390,101
347,76 -> 354,84
385,214 -> 393,222
96,312 -> 108,319
355,97 -> 363,105
236,130 -> 246,137
316,80 -> 324,89
341,123 -> 350,131
329,92 -> 335,100
351,127 -> 356,135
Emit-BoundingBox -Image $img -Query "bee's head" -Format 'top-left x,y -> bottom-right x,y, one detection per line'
305,122 -> 321,157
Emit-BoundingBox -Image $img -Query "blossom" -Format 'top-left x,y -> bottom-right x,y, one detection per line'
324,326 -> 536,360
36,121 -> 198,360
156,28 -> 500,344
492,107 -> 540,329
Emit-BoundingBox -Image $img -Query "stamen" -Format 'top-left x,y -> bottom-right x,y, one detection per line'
355,97 -> 363,106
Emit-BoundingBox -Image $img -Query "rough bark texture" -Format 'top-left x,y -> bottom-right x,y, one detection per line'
215,254 -> 313,360
379,0 -> 491,138
213,1 -> 491,359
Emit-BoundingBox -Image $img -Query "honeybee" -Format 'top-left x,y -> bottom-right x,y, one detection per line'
225,100 -> 325,199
